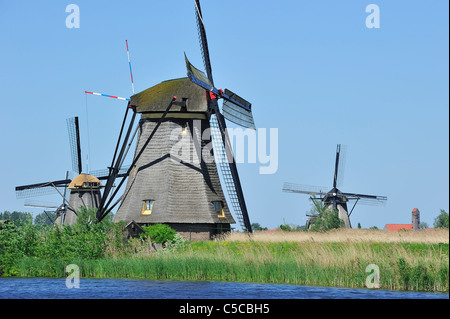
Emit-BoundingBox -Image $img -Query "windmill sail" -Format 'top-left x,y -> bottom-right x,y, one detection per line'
16,185 -> 65,199
185,53 -> 212,87
210,115 -> 247,230
24,200 -> 60,209
185,55 -> 253,113
67,117 -> 83,174
341,192 -> 387,206
189,0 -> 253,233
185,55 -> 255,129
282,183 -> 329,196
334,144 -> 346,188
89,164 -> 131,179
222,89 -> 255,130
15,179 -> 70,199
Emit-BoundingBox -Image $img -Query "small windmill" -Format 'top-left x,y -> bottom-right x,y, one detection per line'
15,117 -> 108,225
283,144 -> 387,228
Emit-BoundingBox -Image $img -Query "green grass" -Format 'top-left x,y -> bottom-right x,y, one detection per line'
15,241 -> 449,292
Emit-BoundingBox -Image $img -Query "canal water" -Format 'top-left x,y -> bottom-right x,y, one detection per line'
0,278 -> 448,299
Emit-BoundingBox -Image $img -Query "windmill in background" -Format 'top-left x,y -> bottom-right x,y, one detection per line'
15,117 -> 110,226
283,144 -> 387,228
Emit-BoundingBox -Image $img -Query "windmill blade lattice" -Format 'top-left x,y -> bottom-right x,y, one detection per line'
342,192 -> 387,206
210,115 -> 247,231
282,182 -> 329,196
24,199 -> 60,209
67,117 -> 83,174
335,144 -> 347,188
222,89 -> 255,130
186,0 -> 254,233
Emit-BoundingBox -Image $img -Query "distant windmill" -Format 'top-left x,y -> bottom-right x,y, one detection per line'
283,144 -> 387,228
17,39 -> 137,226
14,117 -> 121,225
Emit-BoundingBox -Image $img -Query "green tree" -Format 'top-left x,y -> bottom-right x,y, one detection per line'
309,208 -> 345,232
141,224 -> 176,244
0,211 -> 33,226
309,196 -> 345,232
0,222 -> 23,276
75,207 -> 97,226
434,209 -> 449,229
307,197 -> 345,232
419,222 -> 429,229
34,211 -> 56,226
251,222 -> 268,231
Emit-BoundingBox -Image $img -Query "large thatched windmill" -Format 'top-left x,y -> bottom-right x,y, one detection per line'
96,0 -> 255,239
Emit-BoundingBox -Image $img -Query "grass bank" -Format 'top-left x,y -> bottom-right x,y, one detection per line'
16,235 -> 449,292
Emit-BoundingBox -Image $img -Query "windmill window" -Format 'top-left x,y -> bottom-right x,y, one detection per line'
142,200 -> 154,215
181,123 -> 188,136
212,201 -> 224,218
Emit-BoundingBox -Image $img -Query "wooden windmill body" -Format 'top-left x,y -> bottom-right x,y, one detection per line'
57,174 -> 102,225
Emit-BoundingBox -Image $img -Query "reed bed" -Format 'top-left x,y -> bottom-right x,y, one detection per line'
225,228 -> 449,244
17,236 -> 449,292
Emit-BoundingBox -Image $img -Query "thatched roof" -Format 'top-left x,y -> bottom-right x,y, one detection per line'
130,78 -> 208,113
68,174 -> 102,190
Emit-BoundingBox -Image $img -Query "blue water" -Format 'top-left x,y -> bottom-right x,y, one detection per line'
0,278 -> 448,299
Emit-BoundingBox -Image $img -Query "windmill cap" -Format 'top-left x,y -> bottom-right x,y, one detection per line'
129,77 -> 207,113
69,174 -> 102,190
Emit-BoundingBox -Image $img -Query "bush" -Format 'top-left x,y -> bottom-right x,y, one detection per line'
309,208 -> 345,232
0,222 -> 23,276
141,224 -> 177,244
434,209 -> 449,229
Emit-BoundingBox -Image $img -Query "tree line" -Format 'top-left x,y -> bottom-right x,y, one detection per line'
0,211 -> 56,226
1,207 -> 449,231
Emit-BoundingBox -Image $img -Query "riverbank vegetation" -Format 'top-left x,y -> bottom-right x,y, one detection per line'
1,215 -> 448,292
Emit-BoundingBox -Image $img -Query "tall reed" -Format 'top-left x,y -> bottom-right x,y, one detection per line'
17,240 -> 449,292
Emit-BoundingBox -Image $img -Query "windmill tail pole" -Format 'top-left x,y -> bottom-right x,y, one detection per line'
126,40 -> 135,95
85,91 -> 130,101
97,96 -> 177,223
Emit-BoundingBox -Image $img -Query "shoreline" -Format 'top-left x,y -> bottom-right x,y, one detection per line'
13,239 -> 449,293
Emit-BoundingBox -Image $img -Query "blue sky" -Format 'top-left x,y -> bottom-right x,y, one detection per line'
0,0 -> 448,230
